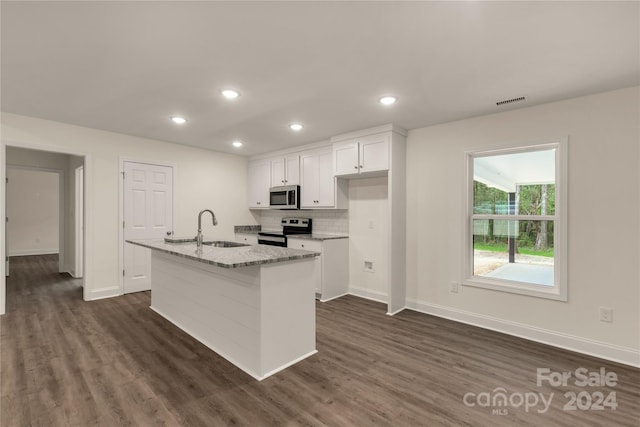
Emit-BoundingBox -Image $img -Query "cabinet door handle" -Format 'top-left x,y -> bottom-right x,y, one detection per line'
354,166 -> 358,169
359,165 -> 363,168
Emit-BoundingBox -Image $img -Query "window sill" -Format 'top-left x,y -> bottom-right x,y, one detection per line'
463,277 -> 567,301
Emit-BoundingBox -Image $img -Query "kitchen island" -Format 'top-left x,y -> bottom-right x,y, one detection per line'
127,239 -> 320,380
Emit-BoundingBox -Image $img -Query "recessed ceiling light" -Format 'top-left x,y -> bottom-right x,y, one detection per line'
221,89 -> 240,99
289,123 -> 303,131
171,116 -> 187,124
232,140 -> 243,148
378,96 -> 397,106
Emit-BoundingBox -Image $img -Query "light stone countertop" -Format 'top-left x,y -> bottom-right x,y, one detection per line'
286,234 -> 349,241
234,229 -> 261,235
127,239 -> 319,269
242,230 -> 349,241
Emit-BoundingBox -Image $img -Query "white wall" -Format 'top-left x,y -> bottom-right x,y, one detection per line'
1,113 -> 255,306
6,147 -> 80,272
6,168 -> 59,256
405,86 -> 640,365
348,177 -> 389,301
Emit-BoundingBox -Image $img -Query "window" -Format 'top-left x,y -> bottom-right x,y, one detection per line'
464,139 -> 567,300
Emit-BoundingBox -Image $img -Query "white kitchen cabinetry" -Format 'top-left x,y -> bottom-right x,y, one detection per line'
270,155 -> 300,187
287,237 -> 349,301
235,233 -> 258,245
333,132 -> 390,177
248,159 -> 271,208
300,146 -> 348,209
331,124 -> 407,315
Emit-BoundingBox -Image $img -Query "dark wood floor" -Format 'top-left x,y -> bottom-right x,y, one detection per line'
1,255 -> 638,426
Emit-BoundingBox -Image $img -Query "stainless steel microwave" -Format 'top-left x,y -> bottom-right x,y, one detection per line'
269,185 -> 300,209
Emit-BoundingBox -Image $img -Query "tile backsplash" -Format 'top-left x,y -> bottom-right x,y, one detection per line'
256,210 -> 349,235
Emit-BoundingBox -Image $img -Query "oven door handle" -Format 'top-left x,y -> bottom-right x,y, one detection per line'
257,234 -> 287,246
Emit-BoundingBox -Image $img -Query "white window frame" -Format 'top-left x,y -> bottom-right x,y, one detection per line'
463,137 -> 568,301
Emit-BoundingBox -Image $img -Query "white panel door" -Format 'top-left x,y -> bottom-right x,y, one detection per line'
123,161 -> 173,294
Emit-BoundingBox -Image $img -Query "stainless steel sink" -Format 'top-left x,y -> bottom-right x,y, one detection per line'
202,240 -> 249,248
163,237 -> 248,248
164,237 -> 196,244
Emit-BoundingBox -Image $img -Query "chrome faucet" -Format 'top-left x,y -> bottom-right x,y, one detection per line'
196,209 -> 218,247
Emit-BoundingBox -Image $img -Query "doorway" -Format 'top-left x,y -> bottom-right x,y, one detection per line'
1,144 -> 89,315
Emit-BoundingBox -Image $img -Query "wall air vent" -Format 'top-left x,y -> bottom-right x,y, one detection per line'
496,96 -> 526,106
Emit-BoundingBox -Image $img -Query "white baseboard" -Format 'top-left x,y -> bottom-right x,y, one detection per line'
9,249 -> 59,257
87,286 -> 120,301
348,286 -> 387,304
405,298 -> 640,368
319,291 -> 349,303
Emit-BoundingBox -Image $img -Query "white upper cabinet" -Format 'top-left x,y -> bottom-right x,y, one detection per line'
300,146 -> 348,209
333,132 -> 390,177
247,159 -> 271,208
270,155 -> 300,187
333,142 -> 360,176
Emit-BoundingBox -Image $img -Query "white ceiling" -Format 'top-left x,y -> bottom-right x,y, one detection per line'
1,1 -> 638,156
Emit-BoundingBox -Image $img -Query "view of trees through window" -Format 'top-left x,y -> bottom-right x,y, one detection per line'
473,181 -> 555,256
467,143 -> 565,296
470,146 -> 558,287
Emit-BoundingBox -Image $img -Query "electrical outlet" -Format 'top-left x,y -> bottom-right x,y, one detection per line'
599,307 -> 613,323
364,260 -> 374,273
450,281 -> 459,293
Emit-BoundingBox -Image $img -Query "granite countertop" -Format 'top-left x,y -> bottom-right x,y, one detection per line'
233,225 -> 347,240
234,225 -> 261,234
287,234 -> 349,241
127,239 -> 319,269
234,229 -> 261,235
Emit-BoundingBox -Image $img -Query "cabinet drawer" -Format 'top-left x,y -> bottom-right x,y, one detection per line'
287,238 -> 322,252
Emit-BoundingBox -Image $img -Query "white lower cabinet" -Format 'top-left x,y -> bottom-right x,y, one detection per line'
287,237 -> 349,301
235,233 -> 258,245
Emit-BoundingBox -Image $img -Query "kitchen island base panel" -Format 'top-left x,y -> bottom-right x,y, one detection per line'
150,251 -> 317,381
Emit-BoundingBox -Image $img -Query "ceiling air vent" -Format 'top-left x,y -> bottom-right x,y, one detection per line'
496,96 -> 526,106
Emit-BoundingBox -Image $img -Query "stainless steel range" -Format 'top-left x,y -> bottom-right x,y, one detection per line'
257,218 -> 312,247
